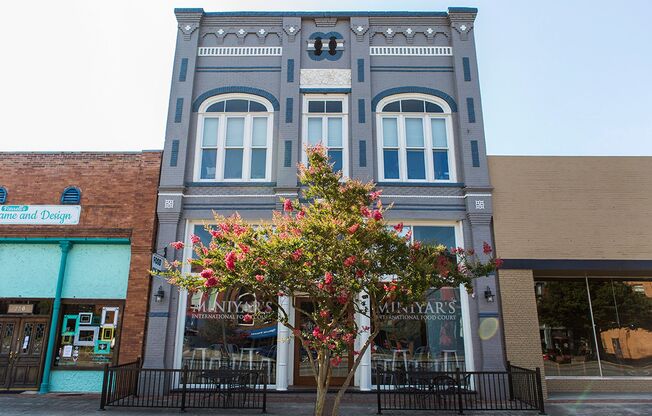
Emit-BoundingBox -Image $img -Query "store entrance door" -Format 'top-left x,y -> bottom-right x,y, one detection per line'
293,298 -> 352,386
0,317 -> 49,390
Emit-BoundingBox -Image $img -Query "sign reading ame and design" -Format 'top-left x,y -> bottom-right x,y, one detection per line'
0,205 -> 81,225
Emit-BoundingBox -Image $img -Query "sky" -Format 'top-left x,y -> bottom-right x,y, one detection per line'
0,0 -> 650,155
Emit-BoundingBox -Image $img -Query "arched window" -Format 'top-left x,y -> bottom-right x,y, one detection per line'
376,95 -> 455,182
196,94 -> 274,181
0,186 -> 6,204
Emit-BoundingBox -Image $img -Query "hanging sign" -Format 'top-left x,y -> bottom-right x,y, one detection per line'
151,253 -> 166,272
0,205 -> 80,225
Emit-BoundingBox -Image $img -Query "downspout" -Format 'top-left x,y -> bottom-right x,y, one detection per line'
39,240 -> 73,393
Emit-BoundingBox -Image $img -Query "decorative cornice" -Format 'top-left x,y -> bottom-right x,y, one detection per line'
466,212 -> 492,226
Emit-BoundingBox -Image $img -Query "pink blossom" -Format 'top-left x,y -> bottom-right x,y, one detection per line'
200,269 -> 214,279
242,314 -> 253,324
170,241 -> 185,250
255,274 -> 265,282
209,229 -> 223,238
202,247 -> 209,256
312,327 -> 321,338
291,249 -> 303,261
204,277 -> 219,288
337,294 -> 348,305
238,243 -> 250,254
342,333 -> 354,344
353,350 -> 360,356
283,199 -> 294,212
190,234 -> 201,244
371,210 -> 383,221
483,242 -> 492,255
413,241 -> 421,250
279,232 -> 289,240
232,224 -> 246,236
317,282 -> 324,290
330,356 -> 342,366
296,210 -> 305,220
370,190 -> 382,201
258,258 -> 268,266
347,223 -> 359,234
202,258 -> 214,266
393,222 -> 404,233
344,256 -> 357,268
224,251 -> 237,271
355,270 -> 364,278
494,258 -> 504,268
360,207 -> 371,217
319,310 -> 329,318
219,223 -> 230,233
361,326 -> 370,332
324,272 -> 334,285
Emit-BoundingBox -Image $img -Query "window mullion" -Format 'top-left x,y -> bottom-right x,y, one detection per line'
424,116 -> 435,182
243,115 -> 252,180
217,115 -> 226,181
398,115 -> 408,181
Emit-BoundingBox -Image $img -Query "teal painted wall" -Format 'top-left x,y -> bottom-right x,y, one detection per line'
0,244 -> 60,298
49,370 -> 103,392
0,243 -> 130,299
62,245 -> 130,299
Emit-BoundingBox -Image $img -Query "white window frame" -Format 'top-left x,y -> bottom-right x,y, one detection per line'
194,93 -> 274,182
301,94 -> 349,178
376,93 -> 457,183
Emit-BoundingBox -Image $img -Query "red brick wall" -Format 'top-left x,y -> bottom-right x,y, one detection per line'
0,151 -> 162,363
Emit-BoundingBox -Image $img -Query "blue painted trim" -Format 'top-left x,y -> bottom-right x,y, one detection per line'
376,182 -> 464,188
184,206 -> 276,211
183,11 -> 450,17
300,88 -> 351,93
358,99 -> 366,124
307,50 -> 343,62
371,66 -> 453,69
308,31 -> 344,40
359,140 -> 367,168
195,66 -> 281,69
148,312 -> 170,318
357,59 -> 364,82
284,140 -> 292,167
287,59 -> 294,83
195,69 -> 281,73
479,312 -> 500,318
174,98 -> 184,123
60,186 -> 81,204
170,140 -> 179,167
185,182 -> 277,187
372,87 -> 458,112
39,241 -> 72,393
0,237 -> 130,244
0,186 -> 6,204
370,69 -> 453,73
192,87 -> 280,112
285,98 -> 293,123
462,57 -> 471,82
185,202 -> 275,207
470,140 -> 480,167
179,58 -> 188,82
448,7 -> 477,13
466,97 -> 476,123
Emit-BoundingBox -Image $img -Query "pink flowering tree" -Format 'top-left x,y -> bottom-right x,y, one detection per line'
157,146 -> 501,416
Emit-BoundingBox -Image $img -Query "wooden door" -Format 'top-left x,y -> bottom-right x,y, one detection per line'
293,299 -> 352,386
0,317 -> 48,390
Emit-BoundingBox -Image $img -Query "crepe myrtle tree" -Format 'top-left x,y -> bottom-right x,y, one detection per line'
156,145 -> 501,416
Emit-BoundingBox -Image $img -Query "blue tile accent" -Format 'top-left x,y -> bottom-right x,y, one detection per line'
357,59 -> 364,82
359,140 -> 367,167
372,87 -> 458,112
479,312 -> 500,318
358,99 -> 366,124
287,59 -> 294,83
170,140 -> 180,167
0,187 -> 6,204
285,98 -> 293,123
370,66 -> 453,73
466,97 -> 476,123
308,31 -> 343,40
61,187 -> 81,204
192,87 -> 280,112
307,50 -> 343,61
179,58 -> 188,82
284,140 -> 292,167
300,88 -> 352,94
195,68 -> 281,73
148,312 -> 170,318
471,140 -> 480,167
462,57 -> 471,81
174,98 -> 184,123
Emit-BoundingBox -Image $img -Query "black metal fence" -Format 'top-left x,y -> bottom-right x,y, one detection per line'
376,362 -> 545,415
99,359 -> 267,412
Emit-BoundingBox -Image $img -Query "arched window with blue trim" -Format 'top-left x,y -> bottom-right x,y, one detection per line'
0,186 -> 6,204
376,94 -> 456,182
61,186 -> 81,204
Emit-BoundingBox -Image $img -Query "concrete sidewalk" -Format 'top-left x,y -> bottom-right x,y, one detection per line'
0,392 -> 650,415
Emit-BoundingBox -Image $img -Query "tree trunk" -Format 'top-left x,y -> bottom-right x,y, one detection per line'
314,350 -> 331,416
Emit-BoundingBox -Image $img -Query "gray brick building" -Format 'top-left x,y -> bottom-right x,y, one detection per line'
145,7 -> 502,390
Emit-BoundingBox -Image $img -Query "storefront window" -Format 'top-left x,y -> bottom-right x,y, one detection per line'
372,287 -> 466,383
535,278 -> 652,377
54,303 -> 121,368
183,289 -> 278,384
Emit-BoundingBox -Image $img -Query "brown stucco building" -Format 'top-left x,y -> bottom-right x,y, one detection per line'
489,156 -> 652,395
0,151 -> 161,392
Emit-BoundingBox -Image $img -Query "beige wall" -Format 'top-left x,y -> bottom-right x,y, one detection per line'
488,156 -> 652,260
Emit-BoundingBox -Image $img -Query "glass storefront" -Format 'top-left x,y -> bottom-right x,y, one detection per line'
535,278 -> 652,377
183,289 -> 278,384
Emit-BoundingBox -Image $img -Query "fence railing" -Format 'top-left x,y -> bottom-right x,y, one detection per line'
99,359 -> 267,412
376,362 -> 545,415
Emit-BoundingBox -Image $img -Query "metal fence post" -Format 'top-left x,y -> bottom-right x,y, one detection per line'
262,373 -> 267,414
455,367 -> 463,415
99,363 -> 109,410
506,360 -> 514,401
133,357 -> 141,397
377,372 -> 382,415
535,367 -> 546,415
181,365 -> 188,412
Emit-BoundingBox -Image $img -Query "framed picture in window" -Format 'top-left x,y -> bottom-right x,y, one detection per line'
78,312 -> 93,325
94,340 -> 111,355
61,335 -> 73,345
101,307 -> 119,328
61,315 -> 79,336
100,326 -> 114,341
74,326 -> 99,347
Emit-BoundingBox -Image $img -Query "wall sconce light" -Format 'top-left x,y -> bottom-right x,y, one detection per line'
155,286 -> 165,303
484,286 -> 495,303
